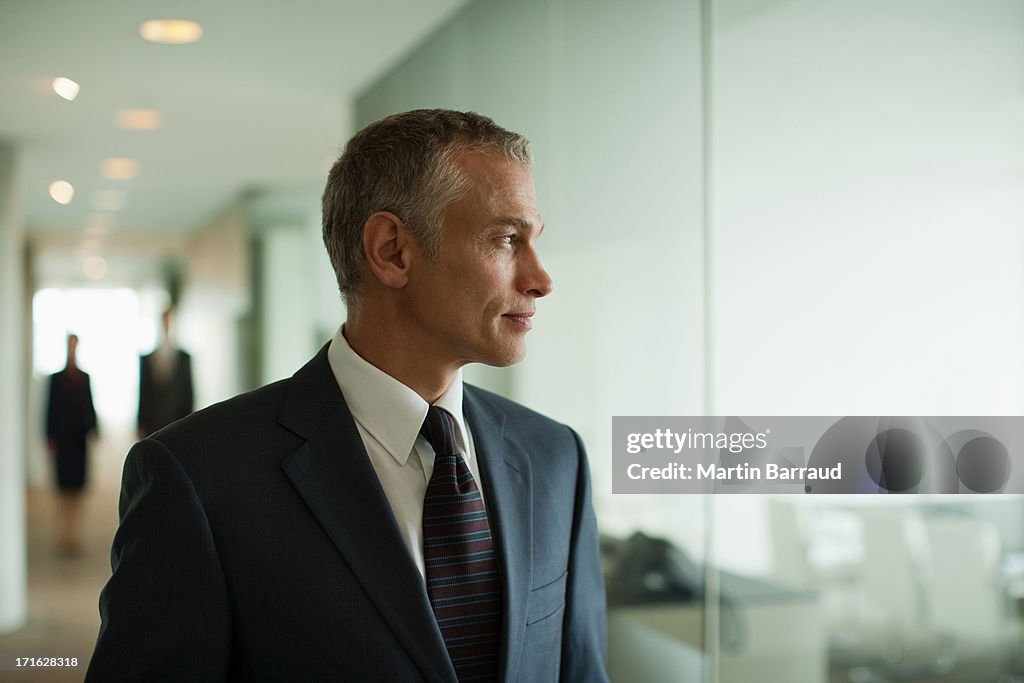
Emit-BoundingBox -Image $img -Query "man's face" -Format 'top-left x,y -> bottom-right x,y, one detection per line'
404,151 -> 553,368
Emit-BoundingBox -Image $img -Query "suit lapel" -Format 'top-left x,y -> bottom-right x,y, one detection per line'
464,387 -> 533,681
278,347 -> 456,683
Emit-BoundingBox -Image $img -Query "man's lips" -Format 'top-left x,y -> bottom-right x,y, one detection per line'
502,312 -> 534,328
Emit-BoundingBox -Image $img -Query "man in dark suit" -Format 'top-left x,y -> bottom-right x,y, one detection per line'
87,109 -> 608,682
137,307 -> 194,438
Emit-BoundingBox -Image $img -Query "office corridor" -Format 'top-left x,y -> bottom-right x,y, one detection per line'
0,434 -> 129,682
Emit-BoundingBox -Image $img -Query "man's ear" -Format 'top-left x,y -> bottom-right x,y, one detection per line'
362,211 -> 412,290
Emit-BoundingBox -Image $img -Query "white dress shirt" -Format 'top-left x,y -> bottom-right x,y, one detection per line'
152,339 -> 177,383
326,326 -> 483,580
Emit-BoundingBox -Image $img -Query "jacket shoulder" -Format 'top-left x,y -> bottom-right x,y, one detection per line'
465,383 -> 576,441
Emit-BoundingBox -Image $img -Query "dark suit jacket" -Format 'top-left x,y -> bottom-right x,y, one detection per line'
87,346 -> 608,682
137,348 -> 194,436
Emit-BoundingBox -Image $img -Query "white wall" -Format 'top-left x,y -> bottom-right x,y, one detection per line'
179,204 -> 251,407
0,141 -> 27,632
261,225 -> 319,382
254,105 -> 354,384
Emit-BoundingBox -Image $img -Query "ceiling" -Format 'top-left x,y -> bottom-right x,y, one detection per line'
0,0 -> 470,237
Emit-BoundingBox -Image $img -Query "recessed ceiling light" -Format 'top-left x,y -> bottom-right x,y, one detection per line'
52,77 -> 80,101
100,158 -> 139,180
139,19 -> 203,44
49,180 -> 74,205
93,190 -> 126,212
83,255 -> 108,281
116,109 -> 162,130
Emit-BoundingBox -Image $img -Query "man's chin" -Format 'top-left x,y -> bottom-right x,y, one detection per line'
478,345 -> 527,368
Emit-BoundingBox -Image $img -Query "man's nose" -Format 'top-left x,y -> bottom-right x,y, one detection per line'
520,248 -> 553,298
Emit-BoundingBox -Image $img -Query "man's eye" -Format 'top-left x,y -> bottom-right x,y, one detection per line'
500,234 -> 517,245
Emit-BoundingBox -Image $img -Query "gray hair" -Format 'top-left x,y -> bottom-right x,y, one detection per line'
321,109 -> 531,301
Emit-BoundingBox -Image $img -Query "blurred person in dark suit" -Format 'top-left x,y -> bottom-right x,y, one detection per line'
88,110 -> 608,682
45,333 -> 97,555
137,307 -> 194,437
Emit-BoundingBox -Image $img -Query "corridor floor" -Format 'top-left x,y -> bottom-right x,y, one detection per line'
0,433 -> 130,682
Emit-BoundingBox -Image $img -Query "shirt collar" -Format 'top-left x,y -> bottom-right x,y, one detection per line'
326,326 -> 467,465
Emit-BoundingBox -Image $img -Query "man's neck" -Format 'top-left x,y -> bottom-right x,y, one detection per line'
342,318 -> 460,405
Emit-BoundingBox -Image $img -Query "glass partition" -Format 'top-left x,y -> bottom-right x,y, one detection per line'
709,0 -> 1024,681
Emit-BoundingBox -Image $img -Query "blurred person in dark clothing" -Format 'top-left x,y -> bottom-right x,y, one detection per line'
137,307 -> 194,437
45,333 -> 97,554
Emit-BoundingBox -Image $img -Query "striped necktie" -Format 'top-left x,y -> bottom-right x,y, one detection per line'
420,406 -> 502,682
